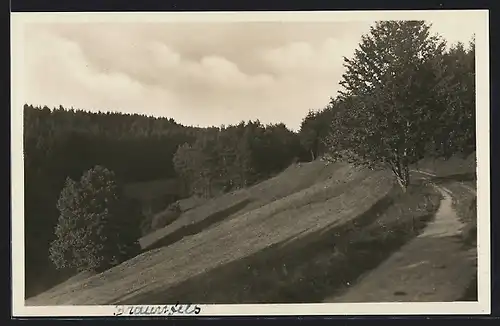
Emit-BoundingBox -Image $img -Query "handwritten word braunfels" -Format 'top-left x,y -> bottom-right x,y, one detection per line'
114,303 -> 201,316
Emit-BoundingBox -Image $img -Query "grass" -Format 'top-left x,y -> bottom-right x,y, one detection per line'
31,271 -> 96,299
28,155 -> 479,305
446,182 -> 477,248
27,154 -> 480,305
447,180 -> 478,301
138,161 -> 355,250
117,182 -> 441,304
413,152 -> 476,177
460,275 -> 478,301
26,163 -> 394,305
138,191 -> 252,249
145,198 -> 253,251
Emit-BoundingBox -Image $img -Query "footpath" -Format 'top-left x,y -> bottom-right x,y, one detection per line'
324,171 -> 477,302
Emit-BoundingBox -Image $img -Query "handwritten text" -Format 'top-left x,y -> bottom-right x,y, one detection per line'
114,303 -> 201,316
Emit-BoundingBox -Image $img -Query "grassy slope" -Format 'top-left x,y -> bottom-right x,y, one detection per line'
139,162 -> 355,249
26,154 -> 477,305
27,161 -> 395,305
126,183 -> 440,304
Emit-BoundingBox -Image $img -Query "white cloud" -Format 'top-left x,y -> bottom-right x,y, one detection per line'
147,41 -> 182,69
20,18 -> 477,131
24,28 -> 179,116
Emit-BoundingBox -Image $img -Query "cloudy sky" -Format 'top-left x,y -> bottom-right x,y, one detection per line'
19,13 -> 478,131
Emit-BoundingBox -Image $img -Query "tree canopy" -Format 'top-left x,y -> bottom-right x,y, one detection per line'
49,166 -> 141,272
174,120 -> 305,198
323,20 -> 475,190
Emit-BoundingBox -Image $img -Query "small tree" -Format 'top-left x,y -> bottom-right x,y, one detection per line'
173,137 -> 220,198
326,20 -> 449,191
49,165 -> 141,272
299,108 -> 335,161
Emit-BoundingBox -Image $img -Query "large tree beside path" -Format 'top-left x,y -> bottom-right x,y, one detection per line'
324,20 -> 475,191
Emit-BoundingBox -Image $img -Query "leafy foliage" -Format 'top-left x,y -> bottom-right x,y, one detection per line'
428,38 -> 476,157
323,21 -> 475,190
299,109 -> 335,161
174,121 -> 305,198
49,166 -> 141,272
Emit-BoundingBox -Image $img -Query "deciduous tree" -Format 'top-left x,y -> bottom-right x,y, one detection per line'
326,20 -> 451,191
49,166 -> 141,272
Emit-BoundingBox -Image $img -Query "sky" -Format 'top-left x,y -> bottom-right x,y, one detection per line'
19,12 -> 479,131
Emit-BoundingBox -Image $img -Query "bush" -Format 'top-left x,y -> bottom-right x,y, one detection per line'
49,166 -> 142,272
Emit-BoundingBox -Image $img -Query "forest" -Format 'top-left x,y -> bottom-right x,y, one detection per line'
23,104 -> 308,296
22,21 -> 476,298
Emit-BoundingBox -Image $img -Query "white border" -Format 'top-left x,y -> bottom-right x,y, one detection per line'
11,10 -> 490,317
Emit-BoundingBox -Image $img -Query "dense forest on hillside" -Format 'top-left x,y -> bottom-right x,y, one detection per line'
23,105 -> 307,297
22,21 -> 476,299
23,106 -> 186,295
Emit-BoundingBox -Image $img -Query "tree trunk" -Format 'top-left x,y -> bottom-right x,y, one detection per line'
395,163 -> 410,192
310,149 -> 315,161
390,155 -> 410,192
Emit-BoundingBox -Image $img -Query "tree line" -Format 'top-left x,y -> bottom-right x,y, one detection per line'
173,121 -> 305,197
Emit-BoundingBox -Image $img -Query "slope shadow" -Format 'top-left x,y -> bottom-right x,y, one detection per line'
144,198 -> 252,251
115,186 -> 435,305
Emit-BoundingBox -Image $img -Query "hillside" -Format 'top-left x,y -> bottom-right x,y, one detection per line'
27,161 -> 395,305
23,105 -> 312,297
139,161 -> 357,250
26,153 -> 477,305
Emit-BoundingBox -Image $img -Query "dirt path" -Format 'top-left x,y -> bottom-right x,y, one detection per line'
324,177 -> 477,303
414,169 -> 477,195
